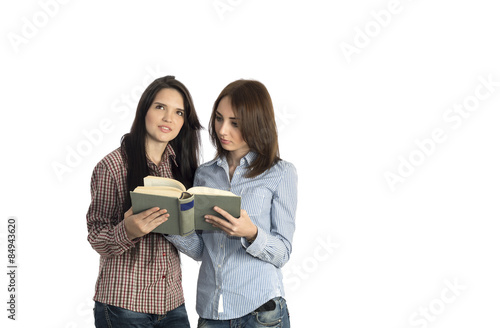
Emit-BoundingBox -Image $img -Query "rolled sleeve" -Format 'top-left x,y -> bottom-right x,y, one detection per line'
87,162 -> 137,258
243,163 -> 298,268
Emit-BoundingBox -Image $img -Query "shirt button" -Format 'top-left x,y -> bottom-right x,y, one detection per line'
162,275 -> 166,279
163,252 -> 166,256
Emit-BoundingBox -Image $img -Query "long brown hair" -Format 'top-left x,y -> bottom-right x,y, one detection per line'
121,76 -> 202,211
209,79 -> 280,178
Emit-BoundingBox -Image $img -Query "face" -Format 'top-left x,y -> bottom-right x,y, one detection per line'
214,96 -> 250,157
145,88 -> 185,146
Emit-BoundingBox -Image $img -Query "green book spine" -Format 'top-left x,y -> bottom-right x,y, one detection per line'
179,194 -> 195,236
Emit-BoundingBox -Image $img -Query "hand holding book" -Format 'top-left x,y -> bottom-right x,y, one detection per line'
204,207 -> 258,242
123,206 -> 169,240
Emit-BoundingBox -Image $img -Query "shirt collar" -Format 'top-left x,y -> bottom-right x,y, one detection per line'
216,151 -> 257,167
165,143 -> 178,167
147,143 -> 178,168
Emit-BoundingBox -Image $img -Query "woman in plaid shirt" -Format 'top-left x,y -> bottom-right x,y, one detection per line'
87,76 -> 201,327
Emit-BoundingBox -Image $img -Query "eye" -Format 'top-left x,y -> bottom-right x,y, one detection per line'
176,110 -> 184,117
231,121 -> 239,128
215,115 -> 223,122
155,105 -> 165,110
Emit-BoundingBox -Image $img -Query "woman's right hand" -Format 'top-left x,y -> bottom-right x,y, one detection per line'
123,207 -> 169,240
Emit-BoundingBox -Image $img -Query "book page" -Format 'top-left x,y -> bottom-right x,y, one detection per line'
143,176 -> 186,192
133,186 -> 183,198
187,186 -> 237,196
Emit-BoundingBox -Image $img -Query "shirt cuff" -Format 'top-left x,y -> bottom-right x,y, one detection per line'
115,220 -> 140,249
242,226 -> 267,256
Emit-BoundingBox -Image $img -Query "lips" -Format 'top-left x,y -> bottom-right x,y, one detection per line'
220,138 -> 231,145
159,126 -> 172,133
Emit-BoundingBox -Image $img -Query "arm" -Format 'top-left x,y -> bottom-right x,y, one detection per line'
205,163 -> 298,268
86,162 -> 168,257
246,163 -> 297,267
164,232 -> 205,261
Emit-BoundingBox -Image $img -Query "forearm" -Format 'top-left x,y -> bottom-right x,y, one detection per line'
164,232 -> 204,261
86,160 -> 139,258
87,216 -> 139,258
243,226 -> 292,268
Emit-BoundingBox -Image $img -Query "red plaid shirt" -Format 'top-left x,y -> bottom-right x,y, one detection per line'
86,144 -> 184,314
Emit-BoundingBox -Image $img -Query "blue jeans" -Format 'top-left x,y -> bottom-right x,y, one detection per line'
94,301 -> 190,327
197,297 -> 290,328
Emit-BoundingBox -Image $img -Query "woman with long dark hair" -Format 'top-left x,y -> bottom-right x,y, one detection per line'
87,75 -> 201,327
167,79 -> 298,327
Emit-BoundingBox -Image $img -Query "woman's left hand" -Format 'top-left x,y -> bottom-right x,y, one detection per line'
205,207 -> 258,242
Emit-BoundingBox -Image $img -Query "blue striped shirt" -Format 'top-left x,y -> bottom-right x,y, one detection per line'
166,151 -> 298,320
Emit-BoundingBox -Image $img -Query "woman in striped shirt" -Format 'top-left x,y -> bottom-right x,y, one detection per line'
167,79 -> 298,327
87,76 -> 201,327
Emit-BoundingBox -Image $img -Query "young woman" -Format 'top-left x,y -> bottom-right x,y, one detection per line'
167,79 -> 298,327
87,75 -> 201,327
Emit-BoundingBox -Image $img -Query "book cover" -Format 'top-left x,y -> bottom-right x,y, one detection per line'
130,176 -> 241,235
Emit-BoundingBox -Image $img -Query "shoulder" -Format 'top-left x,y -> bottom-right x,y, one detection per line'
93,148 -> 127,177
270,159 -> 297,176
194,157 -> 225,186
197,157 -> 220,171
264,159 -> 297,192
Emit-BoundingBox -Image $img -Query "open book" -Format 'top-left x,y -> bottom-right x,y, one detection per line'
130,176 -> 241,236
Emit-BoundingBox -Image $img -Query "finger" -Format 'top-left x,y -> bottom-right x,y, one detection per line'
124,207 -> 134,219
137,207 -> 162,220
146,209 -> 169,222
206,219 -> 232,235
212,206 -> 236,223
147,212 -> 169,230
205,215 -> 233,230
139,209 -> 169,233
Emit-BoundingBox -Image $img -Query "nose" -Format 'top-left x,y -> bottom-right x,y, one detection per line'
218,120 -> 229,136
162,109 -> 173,122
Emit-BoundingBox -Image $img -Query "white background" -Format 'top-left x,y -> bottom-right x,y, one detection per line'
1,0 -> 499,327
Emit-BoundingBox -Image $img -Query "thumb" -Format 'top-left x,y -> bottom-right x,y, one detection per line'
124,207 -> 134,219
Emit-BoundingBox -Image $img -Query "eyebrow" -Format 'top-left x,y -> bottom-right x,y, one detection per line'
216,110 -> 238,120
154,102 -> 185,111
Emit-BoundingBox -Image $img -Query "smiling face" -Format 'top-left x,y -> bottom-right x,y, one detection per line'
145,88 -> 185,147
214,96 -> 250,160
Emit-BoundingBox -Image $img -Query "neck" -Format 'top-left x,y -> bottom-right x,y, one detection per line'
146,140 -> 168,166
226,149 -> 250,181
227,149 -> 250,167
